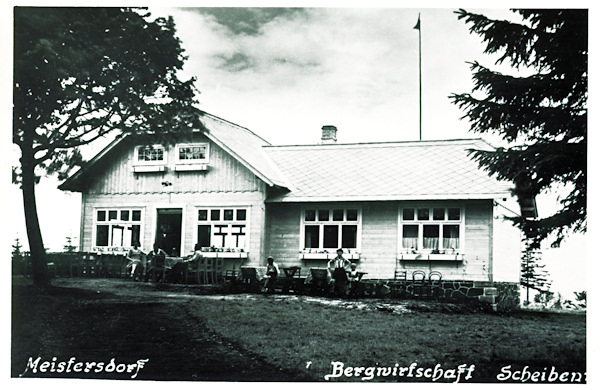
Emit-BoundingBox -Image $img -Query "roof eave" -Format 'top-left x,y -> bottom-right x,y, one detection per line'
58,134 -> 128,192
266,192 -> 513,203
202,131 -> 288,188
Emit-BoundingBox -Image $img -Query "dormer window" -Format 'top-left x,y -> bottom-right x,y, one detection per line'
174,143 -> 209,171
135,145 -> 165,163
133,145 -> 166,172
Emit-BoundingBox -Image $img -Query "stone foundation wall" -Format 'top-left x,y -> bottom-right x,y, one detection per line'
363,279 -> 520,311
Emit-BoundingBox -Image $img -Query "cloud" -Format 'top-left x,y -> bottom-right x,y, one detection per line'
157,7 -> 529,145
215,51 -> 256,72
183,7 -> 308,36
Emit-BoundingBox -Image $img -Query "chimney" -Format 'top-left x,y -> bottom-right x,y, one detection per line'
321,125 -> 337,143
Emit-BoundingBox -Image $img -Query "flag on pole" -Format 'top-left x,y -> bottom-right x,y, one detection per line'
414,14 -> 421,30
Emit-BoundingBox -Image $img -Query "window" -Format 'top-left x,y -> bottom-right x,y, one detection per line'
197,207 -> 247,250
176,143 -> 209,164
399,206 -> 462,253
301,207 -> 361,251
135,145 -> 165,164
94,208 -> 142,250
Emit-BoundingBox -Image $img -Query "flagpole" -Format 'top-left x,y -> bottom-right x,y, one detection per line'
415,13 -> 422,141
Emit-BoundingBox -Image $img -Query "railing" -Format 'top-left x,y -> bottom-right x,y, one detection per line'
19,252 -> 130,279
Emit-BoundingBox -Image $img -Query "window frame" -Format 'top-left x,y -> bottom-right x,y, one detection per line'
175,142 -> 210,165
134,144 -> 166,166
196,206 -> 248,251
299,206 -> 362,253
92,207 -> 144,252
397,204 -> 465,255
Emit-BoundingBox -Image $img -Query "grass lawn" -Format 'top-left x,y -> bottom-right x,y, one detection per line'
11,277 -> 586,383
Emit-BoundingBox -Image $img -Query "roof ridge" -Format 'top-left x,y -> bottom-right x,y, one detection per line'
263,138 -> 486,149
200,110 -> 272,146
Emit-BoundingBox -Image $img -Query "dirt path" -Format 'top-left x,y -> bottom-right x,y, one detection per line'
12,278 -> 312,381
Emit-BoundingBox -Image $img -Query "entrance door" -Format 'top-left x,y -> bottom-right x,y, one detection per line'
156,208 -> 182,256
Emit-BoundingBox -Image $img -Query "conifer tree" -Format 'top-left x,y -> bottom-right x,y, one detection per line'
521,242 -> 551,303
12,237 -> 24,276
451,9 -> 587,249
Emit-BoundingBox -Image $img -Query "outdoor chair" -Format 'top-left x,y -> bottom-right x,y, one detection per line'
185,258 -> 201,284
308,268 -> 331,295
148,253 -> 167,282
411,270 -> 427,297
99,253 -> 112,278
114,254 -> 129,278
279,266 -> 302,293
224,269 -> 239,281
428,271 -> 443,298
214,257 -> 224,283
394,269 -> 407,280
81,252 -> 100,277
204,258 -> 214,284
240,267 -> 260,292
69,252 -> 86,277
390,269 -> 408,298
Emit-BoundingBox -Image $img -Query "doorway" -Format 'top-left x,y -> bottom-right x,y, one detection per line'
156,208 -> 182,256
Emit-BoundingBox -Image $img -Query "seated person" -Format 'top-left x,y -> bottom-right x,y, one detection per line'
187,243 -> 203,262
167,244 -> 202,284
126,241 -> 145,281
262,256 -> 280,293
146,242 -> 167,282
348,263 -> 359,282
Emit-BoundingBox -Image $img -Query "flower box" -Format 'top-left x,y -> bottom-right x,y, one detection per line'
299,252 -> 361,261
174,163 -> 209,172
397,253 -> 464,261
133,165 -> 166,173
200,251 -> 248,259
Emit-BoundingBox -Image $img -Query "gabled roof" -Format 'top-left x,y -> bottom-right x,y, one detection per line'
198,113 -> 289,188
59,111 -> 289,191
263,138 -> 513,202
60,113 -> 513,204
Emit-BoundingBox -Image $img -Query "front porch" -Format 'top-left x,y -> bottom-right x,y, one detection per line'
17,252 -> 519,311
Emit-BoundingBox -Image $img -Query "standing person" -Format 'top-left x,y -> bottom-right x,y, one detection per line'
126,241 -> 145,281
328,248 -> 350,295
263,256 -> 280,293
347,263 -> 360,296
328,248 -> 350,272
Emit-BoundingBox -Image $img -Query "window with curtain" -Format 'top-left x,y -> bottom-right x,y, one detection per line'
94,208 -> 142,250
400,206 -> 462,252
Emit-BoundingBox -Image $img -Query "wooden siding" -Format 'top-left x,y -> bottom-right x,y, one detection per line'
360,202 -> 398,277
265,200 -> 497,281
492,200 -> 522,283
78,133 -> 270,270
264,203 -> 302,267
82,192 -> 267,269
85,134 -> 264,195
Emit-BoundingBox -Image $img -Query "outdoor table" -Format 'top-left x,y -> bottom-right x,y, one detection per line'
282,266 -> 301,278
305,267 -> 332,285
347,271 -> 367,281
165,256 -> 186,269
277,266 -> 302,293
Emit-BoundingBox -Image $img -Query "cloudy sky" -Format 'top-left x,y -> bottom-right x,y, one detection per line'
151,6 -> 516,145
5,4 -> 589,298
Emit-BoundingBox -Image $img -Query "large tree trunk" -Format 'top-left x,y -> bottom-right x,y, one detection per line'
20,143 -> 50,288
